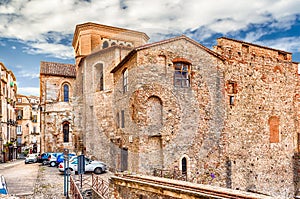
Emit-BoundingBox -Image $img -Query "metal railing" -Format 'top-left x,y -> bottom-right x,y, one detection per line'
70,175 -> 83,199
92,174 -> 109,199
153,167 -> 187,181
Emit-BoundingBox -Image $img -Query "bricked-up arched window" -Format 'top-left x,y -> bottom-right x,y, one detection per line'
269,116 -> 279,143
173,58 -> 192,87
146,96 -> 163,129
63,84 -> 69,102
122,68 -> 128,93
63,123 -> 69,142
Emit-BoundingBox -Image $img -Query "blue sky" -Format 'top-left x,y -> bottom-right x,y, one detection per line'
0,0 -> 300,96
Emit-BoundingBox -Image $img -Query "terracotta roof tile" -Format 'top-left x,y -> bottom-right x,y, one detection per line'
40,61 -> 76,77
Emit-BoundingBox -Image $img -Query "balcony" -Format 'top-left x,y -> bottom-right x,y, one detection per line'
30,131 -> 40,135
7,119 -> 17,126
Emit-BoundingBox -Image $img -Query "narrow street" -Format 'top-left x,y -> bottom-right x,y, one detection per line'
0,159 -> 111,198
0,160 -> 64,198
0,160 -> 38,196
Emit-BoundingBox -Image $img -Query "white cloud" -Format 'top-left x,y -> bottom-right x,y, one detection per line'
17,86 -> 40,97
15,65 -> 23,69
0,0 -> 300,59
17,70 -> 40,79
24,42 -> 74,59
11,46 -> 16,50
257,36 -> 300,53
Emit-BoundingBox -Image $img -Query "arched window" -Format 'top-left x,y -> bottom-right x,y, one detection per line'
102,41 -> 109,49
173,58 -> 192,88
111,42 -> 116,46
181,157 -> 187,174
63,84 -> 69,102
63,123 -> 69,142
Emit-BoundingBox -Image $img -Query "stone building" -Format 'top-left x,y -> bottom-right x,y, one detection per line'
42,22 -> 299,198
214,37 -> 299,197
40,61 -> 77,153
16,94 -> 41,154
0,62 -> 18,162
72,22 -> 149,158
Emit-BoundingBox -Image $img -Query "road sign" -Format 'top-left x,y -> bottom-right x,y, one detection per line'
78,154 -> 85,174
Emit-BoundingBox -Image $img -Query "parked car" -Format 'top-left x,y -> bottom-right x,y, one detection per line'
0,175 -> 8,195
46,152 -> 63,167
58,156 -> 107,174
37,152 -> 51,164
56,153 -> 76,166
25,153 -> 38,164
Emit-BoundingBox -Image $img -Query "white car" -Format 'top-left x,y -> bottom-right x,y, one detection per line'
44,152 -> 63,167
25,153 -> 38,164
58,157 -> 107,174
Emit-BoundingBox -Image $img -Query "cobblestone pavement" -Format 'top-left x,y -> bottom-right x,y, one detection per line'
0,162 -> 112,199
0,161 -> 113,199
29,165 -> 65,199
28,165 -> 112,199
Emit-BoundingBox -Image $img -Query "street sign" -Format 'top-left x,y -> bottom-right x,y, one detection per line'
78,154 -> 85,174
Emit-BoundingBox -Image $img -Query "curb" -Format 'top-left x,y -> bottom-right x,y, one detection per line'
0,160 -> 24,170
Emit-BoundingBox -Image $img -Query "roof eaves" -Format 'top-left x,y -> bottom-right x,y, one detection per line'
111,35 -> 226,73
111,49 -> 137,73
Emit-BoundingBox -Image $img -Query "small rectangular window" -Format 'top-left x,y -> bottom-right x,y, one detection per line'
123,69 -> 128,93
100,72 -> 104,91
121,110 -> 125,128
229,96 -> 234,105
227,81 -> 237,94
174,62 -> 191,87
17,125 -> 22,135
32,115 -> 37,123
116,112 -> 120,128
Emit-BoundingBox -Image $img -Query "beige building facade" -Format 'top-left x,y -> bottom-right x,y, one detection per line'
0,62 -> 18,162
16,94 -> 40,154
40,61 -> 77,153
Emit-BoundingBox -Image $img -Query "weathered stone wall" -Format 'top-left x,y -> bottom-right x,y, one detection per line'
214,38 -> 298,198
40,75 -> 76,152
75,46 -> 133,166
112,38 -> 227,185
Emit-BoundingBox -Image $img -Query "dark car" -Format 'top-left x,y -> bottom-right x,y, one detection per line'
37,152 -> 51,164
56,153 -> 76,166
